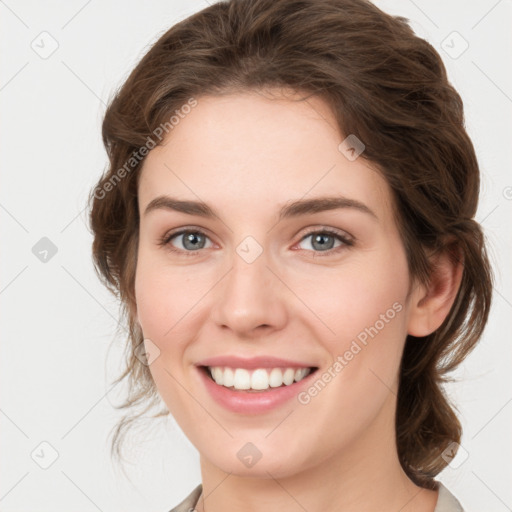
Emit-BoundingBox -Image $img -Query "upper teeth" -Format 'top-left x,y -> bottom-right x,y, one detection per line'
208,366 -> 312,390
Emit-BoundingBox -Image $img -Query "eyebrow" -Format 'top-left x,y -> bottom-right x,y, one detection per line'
143,195 -> 377,221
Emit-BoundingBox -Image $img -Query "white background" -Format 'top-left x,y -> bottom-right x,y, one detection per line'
1,0 -> 511,511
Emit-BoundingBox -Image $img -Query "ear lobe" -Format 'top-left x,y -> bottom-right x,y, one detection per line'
407,246 -> 464,337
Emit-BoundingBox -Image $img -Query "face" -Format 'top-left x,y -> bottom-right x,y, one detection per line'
134,89 -> 420,478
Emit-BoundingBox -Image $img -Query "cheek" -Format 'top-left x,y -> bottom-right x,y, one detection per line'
297,245 -> 410,347
288,258 -> 409,456
134,249 -> 206,345
133,259 -> 188,409
134,259 -> 202,419
133,252 -> 214,410
301,242 -> 410,398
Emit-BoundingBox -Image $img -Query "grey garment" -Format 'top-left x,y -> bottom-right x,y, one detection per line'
435,482 -> 465,512
168,481 -> 464,512
169,484 -> 201,512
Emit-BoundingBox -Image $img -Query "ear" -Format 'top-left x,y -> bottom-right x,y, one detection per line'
407,245 -> 464,337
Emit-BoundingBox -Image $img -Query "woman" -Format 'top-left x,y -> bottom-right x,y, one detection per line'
88,0 -> 493,510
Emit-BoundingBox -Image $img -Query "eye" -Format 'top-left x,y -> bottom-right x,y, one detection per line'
295,228 -> 353,256
158,226 -> 354,257
158,229 -> 213,255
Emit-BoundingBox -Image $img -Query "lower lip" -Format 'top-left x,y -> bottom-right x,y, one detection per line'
196,366 -> 317,414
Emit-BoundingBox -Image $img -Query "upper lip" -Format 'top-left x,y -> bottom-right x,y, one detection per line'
196,355 -> 318,369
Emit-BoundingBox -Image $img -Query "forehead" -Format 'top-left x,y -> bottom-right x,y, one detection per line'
138,90 -> 393,222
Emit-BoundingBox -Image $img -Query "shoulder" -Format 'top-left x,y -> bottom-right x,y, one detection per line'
434,481 -> 465,512
169,484 -> 203,512
167,484 -> 202,512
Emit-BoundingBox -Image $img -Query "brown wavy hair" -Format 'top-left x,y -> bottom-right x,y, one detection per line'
88,0 -> 493,487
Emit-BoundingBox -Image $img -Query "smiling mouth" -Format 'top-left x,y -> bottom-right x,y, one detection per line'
200,365 -> 319,392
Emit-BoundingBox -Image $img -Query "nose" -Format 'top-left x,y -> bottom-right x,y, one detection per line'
210,246 -> 288,338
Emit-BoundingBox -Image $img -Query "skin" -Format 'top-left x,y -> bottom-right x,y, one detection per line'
133,89 -> 462,512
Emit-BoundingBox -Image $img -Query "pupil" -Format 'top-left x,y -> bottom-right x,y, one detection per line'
184,232 -> 205,250
313,233 -> 334,251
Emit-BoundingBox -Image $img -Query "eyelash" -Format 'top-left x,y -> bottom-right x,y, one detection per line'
158,226 -> 354,258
